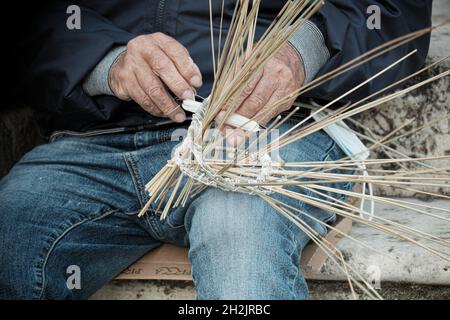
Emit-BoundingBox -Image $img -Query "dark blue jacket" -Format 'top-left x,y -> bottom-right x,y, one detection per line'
16,0 -> 432,133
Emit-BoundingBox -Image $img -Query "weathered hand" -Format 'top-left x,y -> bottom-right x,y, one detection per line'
110,32 -> 203,123
221,42 -> 305,144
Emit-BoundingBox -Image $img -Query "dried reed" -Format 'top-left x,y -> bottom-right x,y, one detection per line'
138,0 -> 450,299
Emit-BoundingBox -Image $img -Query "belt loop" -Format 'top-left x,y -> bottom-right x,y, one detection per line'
134,131 -> 145,149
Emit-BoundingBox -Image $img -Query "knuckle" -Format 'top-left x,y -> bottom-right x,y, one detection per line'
164,105 -> 180,116
246,95 -> 264,112
146,85 -> 165,98
126,41 -> 136,52
151,32 -> 170,45
153,32 -> 165,40
277,65 -> 292,79
172,80 -> 189,92
142,95 -> 153,107
116,70 -> 128,83
182,64 -> 197,77
151,56 -> 170,73
127,36 -> 144,51
242,84 -> 255,96
172,46 -> 189,60
115,89 -> 129,100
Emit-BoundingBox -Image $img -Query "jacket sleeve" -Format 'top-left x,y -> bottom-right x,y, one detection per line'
16,1 -> 135,125
306,0 -> 433,102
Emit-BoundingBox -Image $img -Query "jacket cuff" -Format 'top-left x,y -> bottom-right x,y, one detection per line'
83,46 -> 127,96
288,20 -> 330,84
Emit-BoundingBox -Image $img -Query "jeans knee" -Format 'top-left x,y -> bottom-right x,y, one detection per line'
187,188 -> 276,245
186,189 -> 309,299
0,219 -> 41,299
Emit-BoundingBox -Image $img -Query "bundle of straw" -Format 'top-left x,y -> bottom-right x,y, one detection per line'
138,0 -> 450,299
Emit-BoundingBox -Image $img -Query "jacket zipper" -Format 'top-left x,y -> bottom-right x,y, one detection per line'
156,0 -> 166,32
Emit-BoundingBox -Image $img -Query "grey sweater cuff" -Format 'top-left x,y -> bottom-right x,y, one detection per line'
288,20 -> 330,84
83,46 -> 127,96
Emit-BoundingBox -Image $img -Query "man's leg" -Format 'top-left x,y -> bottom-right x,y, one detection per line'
0,131 -> 172,299
178,127 -> 352,299
186,188 -> 312,299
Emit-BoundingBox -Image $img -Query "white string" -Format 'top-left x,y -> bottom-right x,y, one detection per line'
360,166 -> 375,221
173,99 -> 274,194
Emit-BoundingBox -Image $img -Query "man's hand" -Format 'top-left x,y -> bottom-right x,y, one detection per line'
222,42 -> 305,136
110,32 -> 203,123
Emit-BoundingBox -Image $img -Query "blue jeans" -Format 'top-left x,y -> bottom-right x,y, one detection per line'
0,123 -> 351,299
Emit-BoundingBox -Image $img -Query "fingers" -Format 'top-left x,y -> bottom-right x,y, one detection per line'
134,65 -> 186,123
258,90 -> 294,125
235,74 -> 278,120
225,126 -> 247,146
155,33 -> 203,88
119,33 -> 202,122
143,32 -> 202,95
125,74 -> 164,117
222,70 -> 264,114
216,71 -> 268,145
221,123 -> 246,147
143,48 -> 196,101
216,112 -> 247,147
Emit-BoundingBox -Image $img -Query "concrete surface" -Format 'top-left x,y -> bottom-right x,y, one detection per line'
91,280 -> 450,300
308,199 -> 450,286
354,0 -> 450,197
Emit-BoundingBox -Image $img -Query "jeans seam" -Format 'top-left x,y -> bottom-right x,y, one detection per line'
322,139 -> 337,162
122,152 -> 165,240
36,208 -> 120,300
322,140 -> 354,202
287,231 -> 302,299
122,153 -> 146,208
166,218 -> 186,229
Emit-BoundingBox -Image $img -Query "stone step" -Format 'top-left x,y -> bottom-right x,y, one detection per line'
308,199 -> 450,286
91,280 -> 450,300
354,0 -> 450,197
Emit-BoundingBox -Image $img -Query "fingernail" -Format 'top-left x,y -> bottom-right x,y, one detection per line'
175,113 -> 186,123
182,90 -> 195,101
234,134 -> 245,146
190,76 -> 203,88
228,131 -> 245,146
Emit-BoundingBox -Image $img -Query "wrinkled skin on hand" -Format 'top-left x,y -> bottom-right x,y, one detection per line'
110,33 -> 305,140
219,42 -> 306,145
110,32 -> 203,123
